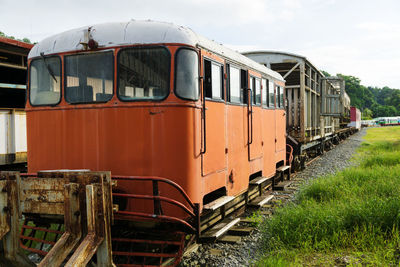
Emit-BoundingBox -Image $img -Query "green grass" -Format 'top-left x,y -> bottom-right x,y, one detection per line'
256,126 -> 400,266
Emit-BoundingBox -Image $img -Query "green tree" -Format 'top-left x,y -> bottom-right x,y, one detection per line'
362,108 -> 373,120
321,70 -> 331,77
337,74 -> 400,118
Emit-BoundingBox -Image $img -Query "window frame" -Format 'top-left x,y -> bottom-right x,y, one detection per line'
203,57 -> 224,102
29,55 -> 62,107
277,85 -> 285,109
174,47 -> 200,101
64,50 -> 115,104
262,78 -> 269,108
269,80 -> 275,108
116,45 -> 171,103
253,77 -> 261,106
226,63 -> 244,106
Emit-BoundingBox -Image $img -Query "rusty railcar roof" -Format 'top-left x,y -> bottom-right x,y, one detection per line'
28,20 -> 283,81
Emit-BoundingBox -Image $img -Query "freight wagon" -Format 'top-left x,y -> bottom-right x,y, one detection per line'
242,51 -> 353,170
348,106 -> 361,129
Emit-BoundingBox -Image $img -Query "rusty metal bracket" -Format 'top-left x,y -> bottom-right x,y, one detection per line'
38,183 -> 82,266
65,173 -> 114,267
0,170 -> 115,266
0,172 -> 35,267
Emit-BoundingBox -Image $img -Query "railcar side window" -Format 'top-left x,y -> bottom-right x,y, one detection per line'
269,81 -> 275,107
65,52 -> 113,103
175,49 -> 199,100
255,78 -> 261,105
280,86 -> 284,108
250,76 -> 261,105
277,85 -> 284,108
240,70 -> 248,104
118,47 -> 170,101
262,78 -> 268,107
250,77 -> 254,104
204,59 -> 223,100
29,57 -> 61,106
228,65 -> 240,103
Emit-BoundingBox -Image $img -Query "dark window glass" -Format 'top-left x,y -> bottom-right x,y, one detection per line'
277,86 -> 281,107
118,47 -> 170,101
276,85 -> 284,108
226,63 -> 230,101
65,52 -> 113,103
240,69 -> 248,104
203,59 -> 223,100
30,57 -> 61,105
175,49 -> 199,100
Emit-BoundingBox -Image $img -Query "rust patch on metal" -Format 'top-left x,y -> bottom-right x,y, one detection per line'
1,171 -> 115,266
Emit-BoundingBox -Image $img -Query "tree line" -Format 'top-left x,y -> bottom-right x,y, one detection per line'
323,72 -> 399,119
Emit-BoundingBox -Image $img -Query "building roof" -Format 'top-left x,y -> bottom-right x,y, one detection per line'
242,50 -> 325,78
0,36 -> 33,50
28,20 -> 283,81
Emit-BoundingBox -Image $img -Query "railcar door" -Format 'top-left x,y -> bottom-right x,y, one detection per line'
248,75 -> 263,161
201,54 -> 227,176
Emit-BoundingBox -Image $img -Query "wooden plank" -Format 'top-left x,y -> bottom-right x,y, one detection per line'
183,243 -> 199,257
240,218 -> 255,224
201,217 -> 240,241
259,210 -> 272,216
249,176 -> 271,185
273,181 -> 293,191
228,226 -> 253,236
217,235 -> 241,244
248,194 -> 274,207
203,196 -> 234,211
277,165 -> 290,172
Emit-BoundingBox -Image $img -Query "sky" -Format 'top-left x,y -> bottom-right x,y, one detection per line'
1,0 -> 399,89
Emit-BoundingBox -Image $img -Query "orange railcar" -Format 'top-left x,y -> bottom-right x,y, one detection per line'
25,20 -> 289,263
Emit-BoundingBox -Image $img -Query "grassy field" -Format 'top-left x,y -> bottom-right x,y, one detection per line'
257,126 -> 400,266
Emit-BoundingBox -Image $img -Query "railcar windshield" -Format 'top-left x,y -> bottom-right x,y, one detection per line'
118,47 -> 170,101
175,49 -> 199,100
29,57 -> 61,105
65,52 -> 114,103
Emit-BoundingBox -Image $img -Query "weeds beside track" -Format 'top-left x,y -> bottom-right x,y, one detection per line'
258,126 -> 400,266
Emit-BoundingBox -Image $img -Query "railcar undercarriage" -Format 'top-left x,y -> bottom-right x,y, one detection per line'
288,127 -> 358,171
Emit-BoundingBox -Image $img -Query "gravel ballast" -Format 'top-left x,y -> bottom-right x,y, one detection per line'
180,128 -> 367,267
